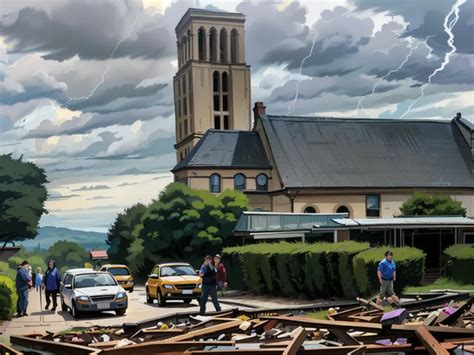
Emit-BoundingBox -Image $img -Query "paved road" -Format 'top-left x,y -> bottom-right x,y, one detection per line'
0,286 -> 285,341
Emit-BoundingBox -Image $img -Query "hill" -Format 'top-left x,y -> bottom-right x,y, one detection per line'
20,226 -> 108,251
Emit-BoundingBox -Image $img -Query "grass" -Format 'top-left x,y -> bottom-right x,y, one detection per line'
307,310 -> 329,320
404,278 -> 474,294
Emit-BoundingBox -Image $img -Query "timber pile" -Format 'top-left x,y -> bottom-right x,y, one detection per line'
8,291 -> 474,354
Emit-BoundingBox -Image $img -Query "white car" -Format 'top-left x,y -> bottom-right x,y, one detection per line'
60,268 -> 128,318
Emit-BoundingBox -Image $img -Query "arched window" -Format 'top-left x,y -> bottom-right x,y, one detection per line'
222,72 -> 228,93
209,28 -> 217,63
187,29 -> 191,60
220,28 -> 227,63
256,173 -> 268,191
231,29 -> 238,63
210,173 -> 221,193
181,36 -> 187,63
213,71 -> 220,92
198,27 -> 206,61
234,173 -> 246,191
336,205 -> 351,217
304,206 -> 316,213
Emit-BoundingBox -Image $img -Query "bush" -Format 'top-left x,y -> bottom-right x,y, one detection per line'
444,245 -> 474,284
353,246 -> 425,297
223,241 -> 369,298
0,261 -> 16,280
0,275 -> 17,320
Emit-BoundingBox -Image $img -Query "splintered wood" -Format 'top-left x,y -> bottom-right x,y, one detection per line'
7,292 -> 474,354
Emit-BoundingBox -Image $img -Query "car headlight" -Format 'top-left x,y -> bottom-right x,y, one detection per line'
76,296 -> 90,303
198,283 -> 202,289
163,284 -> 173,289
116,292 -> 127,299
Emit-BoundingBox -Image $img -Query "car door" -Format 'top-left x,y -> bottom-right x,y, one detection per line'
62,274 -> 74,307
149,266 -> 160,297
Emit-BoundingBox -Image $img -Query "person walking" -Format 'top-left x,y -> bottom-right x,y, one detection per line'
377,250 -> 401,307
214,254 -> 228,295
15,260 -> 31,317
35,267 -> 43,292
198,255 -> 221,316
44,260 -> 61,311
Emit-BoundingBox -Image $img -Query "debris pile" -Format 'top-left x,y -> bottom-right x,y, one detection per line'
8,291 -> 474,354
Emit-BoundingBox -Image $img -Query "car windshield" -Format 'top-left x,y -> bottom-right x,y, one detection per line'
108,267 -> 130,276
160,265 -> 195,277
74,273 -> 117,288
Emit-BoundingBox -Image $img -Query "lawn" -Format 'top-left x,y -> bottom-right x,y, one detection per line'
404,278 -> 474,294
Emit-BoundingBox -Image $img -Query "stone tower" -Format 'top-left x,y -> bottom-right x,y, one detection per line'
174,8 -> 251,162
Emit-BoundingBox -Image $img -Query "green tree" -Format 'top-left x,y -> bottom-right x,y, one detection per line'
106,203 -> 146,263
0,154 -> 48,249
126,183 -> 249,275
45,241 -> 89,273
400,192 -> 466,216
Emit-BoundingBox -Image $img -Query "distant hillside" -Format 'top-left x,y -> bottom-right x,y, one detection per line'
20,226 -> 108,251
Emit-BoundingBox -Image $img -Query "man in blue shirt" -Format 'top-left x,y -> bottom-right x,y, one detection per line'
198,255 -> 221,316
15,260 -> 31,317
44,259 -> 61,311
377,251 -> 399,305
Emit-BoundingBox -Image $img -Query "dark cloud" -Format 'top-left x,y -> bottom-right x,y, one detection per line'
72,185 -> 110,191
48,191 -> 80,200
87,196 -> 112,200
117,182 -> 138,186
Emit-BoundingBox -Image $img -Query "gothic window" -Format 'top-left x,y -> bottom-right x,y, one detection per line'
209,28 -> 217,63
220,28 -> 227,63
234,173 -> 246,191
210,174 -> 221,193
198,27 -> 206,61
231,29 -> 238,63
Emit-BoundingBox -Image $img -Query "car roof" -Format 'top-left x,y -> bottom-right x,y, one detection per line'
65,268 -> 107,275
101,264 -> 129,268
155,262 -> 192,267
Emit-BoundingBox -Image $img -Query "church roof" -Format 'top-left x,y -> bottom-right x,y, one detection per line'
172,130 -> 271,172
260,115 -> 474,189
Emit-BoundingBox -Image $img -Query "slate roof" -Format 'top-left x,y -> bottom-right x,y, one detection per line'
260,115 -> 474,189
172,130 -> 271,172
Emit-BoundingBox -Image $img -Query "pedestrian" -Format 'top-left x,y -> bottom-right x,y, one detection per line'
214,254 -> 228,295
377,250 -> 401,307
44,260 -> 61,311
198,255 -> 221,316
35,267 -> 43,292
15,260 -> 31,317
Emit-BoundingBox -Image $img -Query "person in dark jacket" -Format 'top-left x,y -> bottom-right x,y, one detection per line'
44,260 -> 61,311
198,255 -> 221,315
15,260 -> 31,317
214,254 -> 228,293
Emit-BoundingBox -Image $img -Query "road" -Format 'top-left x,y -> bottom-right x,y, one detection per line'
0,286 -> 286,341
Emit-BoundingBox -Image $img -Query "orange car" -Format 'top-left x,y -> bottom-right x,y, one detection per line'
99,264 -> 134,292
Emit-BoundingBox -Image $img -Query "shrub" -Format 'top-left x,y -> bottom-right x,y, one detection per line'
0,261 -> 16,280
353,246 -> 425,297
444,245 -> 474,284
0,275 -> 17,319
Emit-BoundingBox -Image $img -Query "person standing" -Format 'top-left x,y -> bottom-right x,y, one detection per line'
377,250 -> 400,307
15,260 -> 31,317
44,260 -> 61,311
199,255 -> 221,316
35,268 -> 44,292
214,254 -> 228,294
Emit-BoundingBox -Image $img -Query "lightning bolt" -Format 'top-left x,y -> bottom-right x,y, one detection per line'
67,12 -> 143,102
287,32 -> 318,115
400,0 -> 466,119
356,36 -> 432,117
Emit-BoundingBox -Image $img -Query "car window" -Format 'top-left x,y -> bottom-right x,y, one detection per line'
64,274 -> 73,285
108,267 -> 130,276
151,266 -> 159,276
74,273 -> 117,288
160,265 -> 195,277
99,266 -> 106,271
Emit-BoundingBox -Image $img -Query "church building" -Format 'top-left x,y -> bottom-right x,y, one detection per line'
171,8 -> 474,219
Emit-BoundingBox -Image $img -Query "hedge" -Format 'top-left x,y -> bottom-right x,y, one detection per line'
223,241 -> 369,298
353,247 -> 425,297
444,245 -> 474,284
0,275 -> 17,319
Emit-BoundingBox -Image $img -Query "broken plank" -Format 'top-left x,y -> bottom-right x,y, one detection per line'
166,319 -> 242,342
327,328 -> 361,345
356,297 -> 385,312
415,326 -> 449,355
283,326 -> 307,355
103,341 -> 234,354
10,335 -> 100,355
347,346 -> 366,355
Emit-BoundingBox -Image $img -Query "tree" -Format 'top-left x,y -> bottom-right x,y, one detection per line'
106,203 -> 146,263
45,241 -> 89,273
126,183 -> 249,275
400,192 -> 466,216
0,154 -> 48,249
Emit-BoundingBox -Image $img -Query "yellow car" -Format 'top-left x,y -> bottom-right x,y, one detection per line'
99,264 -> 134,292
145,263 -> 202,306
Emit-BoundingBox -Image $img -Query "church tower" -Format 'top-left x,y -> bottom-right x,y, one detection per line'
174,9 -> 251,162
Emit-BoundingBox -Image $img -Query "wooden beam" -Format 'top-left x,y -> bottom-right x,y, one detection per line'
347,346 -> 366,355
10,335 -> 100,355
415,326 -> 449,355
283,326 -> 307,355
103,341 -> 234,354
327,328 -> 361,345
166,319 -> 242,342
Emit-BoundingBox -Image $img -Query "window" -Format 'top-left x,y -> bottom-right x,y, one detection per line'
179,122 -> 183,139
223,94 -> 228,111
64,274 -> 73,286
177,99 -> 181,117
231,29 -> 238,63
256,173 -> 268,191
210,173 -> 221,193
304,206 -> 316,213
210,27 -> 217,63
214,115 -> 221,129
220,28 -> 227,63
182,74 -> 186,94
234,173 -> 246,191
213,95 -> 220,111
222,72 -> 228,93
213,71 -> 220,92
198,27 -> 206,61
223,115 -> 229,130
336,205 -> 350,217
366,195 -> 380,217
183,97 -> 187,116
184,119 -> 188,135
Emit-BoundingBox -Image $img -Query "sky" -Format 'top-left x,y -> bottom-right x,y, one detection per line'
0,0 -> 473,232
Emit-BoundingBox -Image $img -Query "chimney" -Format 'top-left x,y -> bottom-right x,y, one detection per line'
253,102 -> 266,120
456,112 -> 462,120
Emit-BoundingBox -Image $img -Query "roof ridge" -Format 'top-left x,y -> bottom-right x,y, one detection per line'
264,114 -> 452,124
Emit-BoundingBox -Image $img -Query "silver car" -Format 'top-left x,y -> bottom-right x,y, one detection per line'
60,268 -> 128,318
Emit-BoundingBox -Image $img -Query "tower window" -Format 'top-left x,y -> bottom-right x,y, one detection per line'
256,173 -> 268,191
213,71 -> 220,92
210,173 -> 221,193
183,97 -> 187,116
231,29 -> 238,63
184,119 -> 188,135
234,173 -> 246,191
198,27 -> 206,61
177,100 -> 181,117
220,28 -> 227,63
182,74 -> 186,94
223,115 -> 229,130
210,28 -> 217,63
213,95 -> 220,111
214,115 -> 221,129
222,95 -> 228,111
222,72 -> 228,93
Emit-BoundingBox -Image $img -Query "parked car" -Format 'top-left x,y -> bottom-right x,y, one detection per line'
99,264 -> 134,292
60,268 -> 128,318
145,263 -> 202,306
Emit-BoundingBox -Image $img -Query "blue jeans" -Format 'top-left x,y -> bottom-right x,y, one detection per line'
200,284 -> 221,315
17,288 -> 29,313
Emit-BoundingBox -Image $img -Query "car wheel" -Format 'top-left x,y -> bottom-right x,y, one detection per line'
157,291 -> 166,307
71,301 -> 80,319
146,287 -> 154,304
115,308 -> 126,316
61,298 -> 67,312
129,287 -> 134,293
183,299 -> 192,304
